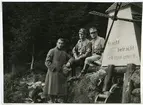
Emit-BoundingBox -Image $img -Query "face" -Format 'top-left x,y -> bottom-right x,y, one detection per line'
56,39 -> 64,49
90,28 -> 98,39
79,31 -> 86,40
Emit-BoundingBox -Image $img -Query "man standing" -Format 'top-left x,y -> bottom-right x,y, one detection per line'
65,28 -> 91,76
81,27 -> 105,74
43,38 -> 70,103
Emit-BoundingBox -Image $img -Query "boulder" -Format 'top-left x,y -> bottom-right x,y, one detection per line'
131,69 -> 140,88
132,88 -> 140,97
67,71 -> 102,103
131,95 -> 140,103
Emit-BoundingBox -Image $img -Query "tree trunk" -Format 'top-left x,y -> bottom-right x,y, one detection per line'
30,44 -> 35,70
12,64 -> 16,75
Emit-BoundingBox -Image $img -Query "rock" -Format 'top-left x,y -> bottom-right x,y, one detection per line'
67,72 -> 100,103
131,95 -> 140,103
130,69 -> 140,103
132,88 -> 140,97
67,67 -> 107,103
87,69 -> 106,85
131,69 -> 140,88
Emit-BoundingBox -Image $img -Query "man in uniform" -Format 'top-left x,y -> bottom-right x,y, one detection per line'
65,28 -> 91,76
43,38 -> 70,103
81,27 -> 105,74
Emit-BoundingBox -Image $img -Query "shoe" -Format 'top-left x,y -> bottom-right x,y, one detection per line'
47,100 -> 54,103
57,98 -> 64,103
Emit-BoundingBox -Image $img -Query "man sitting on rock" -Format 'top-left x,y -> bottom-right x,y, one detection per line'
80,27 -> 105,75
65,28 -> 91,76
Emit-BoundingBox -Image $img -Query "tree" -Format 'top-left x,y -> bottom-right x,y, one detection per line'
3,2 -> 112,73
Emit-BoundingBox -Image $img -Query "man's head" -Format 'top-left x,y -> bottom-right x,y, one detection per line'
56,38 -> 65,49
89,27 -> 98,39
78,28 -> 87,40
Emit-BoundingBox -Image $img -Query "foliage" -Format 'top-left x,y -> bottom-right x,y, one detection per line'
3,2 -> 112,103
4,73 -> 28,103
4,70 -> 46,103
67,73 -> 100,103
3,2 -> 111,73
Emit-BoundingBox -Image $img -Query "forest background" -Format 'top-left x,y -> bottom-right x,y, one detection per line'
3,2 -> 112,103
3,2 -> 111,73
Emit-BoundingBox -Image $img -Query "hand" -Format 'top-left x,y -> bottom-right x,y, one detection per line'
74,55 -> 78,59
81,70 -> 86,74
95,50 -> 101,55
65,62 -> 70,68
75,56 -> 81,61
75,57 -> 79,60
65,64 -> 72,71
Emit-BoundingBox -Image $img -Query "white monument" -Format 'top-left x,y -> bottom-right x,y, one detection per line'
102,3 -> 141,66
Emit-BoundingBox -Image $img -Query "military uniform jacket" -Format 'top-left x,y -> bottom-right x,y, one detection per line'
90,36 -> 105,55
72,38 -> 91,59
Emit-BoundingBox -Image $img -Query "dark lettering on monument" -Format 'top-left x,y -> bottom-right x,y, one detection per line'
108,39 -> 120,45
108,54 -> 136,61
107,39 -> 137,61
117,45 -> 135,52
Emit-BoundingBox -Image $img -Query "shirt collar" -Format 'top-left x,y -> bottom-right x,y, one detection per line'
79,38 -> 86,42
92,36 -> 99,41
56,46 -> 65,51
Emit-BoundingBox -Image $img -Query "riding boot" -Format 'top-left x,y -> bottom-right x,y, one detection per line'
71,67 -> 76,77
81,63 -> 89,74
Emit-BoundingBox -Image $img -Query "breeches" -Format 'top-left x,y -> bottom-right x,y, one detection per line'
85,54 -> 101,65
68,57 -> 85,76
68,57 -> 85,68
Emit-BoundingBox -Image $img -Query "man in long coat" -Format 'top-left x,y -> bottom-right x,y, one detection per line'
43,38 -> 70,103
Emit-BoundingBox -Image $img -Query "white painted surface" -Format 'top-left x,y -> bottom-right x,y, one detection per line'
102,7 -> 140,66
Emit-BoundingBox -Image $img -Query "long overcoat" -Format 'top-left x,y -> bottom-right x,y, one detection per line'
43,47 -> 70,96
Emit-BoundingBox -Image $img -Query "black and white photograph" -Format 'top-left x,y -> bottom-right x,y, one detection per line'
2,2 -> 142,103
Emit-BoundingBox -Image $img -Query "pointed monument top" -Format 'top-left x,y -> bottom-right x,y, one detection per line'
106,3 -> 142,13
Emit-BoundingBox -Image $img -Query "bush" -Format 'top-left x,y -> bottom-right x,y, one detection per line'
4,69 -> 46,103
4,73 -> 28,103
